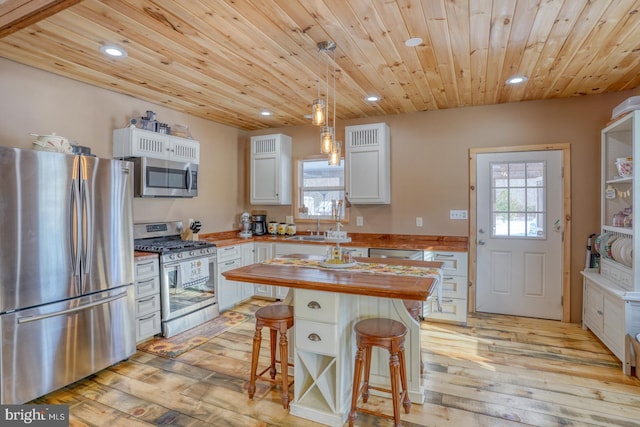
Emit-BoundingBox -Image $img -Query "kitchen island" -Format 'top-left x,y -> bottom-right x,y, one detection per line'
223,255 -> 441,427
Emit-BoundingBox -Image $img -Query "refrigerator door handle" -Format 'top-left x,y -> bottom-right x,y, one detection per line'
70,155 -> 82,293
80,156 -> 92,294
17,291 -> 129,324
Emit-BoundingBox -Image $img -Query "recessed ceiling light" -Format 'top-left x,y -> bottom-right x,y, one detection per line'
100,44 -> 127,58
260,109 -> 272,116
506,75 -> 528,85
405,37 -> 423,47
365,95 -> 381,102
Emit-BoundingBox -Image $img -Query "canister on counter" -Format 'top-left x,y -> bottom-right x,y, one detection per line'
268,221 -> 278,235
277,222 -> 288,235
286,224 -> 296,235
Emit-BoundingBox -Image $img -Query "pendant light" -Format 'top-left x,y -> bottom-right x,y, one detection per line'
328,141 -> 341,166
311,41 -> 339,163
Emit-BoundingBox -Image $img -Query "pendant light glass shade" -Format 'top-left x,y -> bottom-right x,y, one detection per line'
328,141 -> 341,166
320,126 -> 334,154
311,99 -> 326,126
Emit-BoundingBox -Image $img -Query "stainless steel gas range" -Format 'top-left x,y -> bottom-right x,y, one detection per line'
134,221 -> 218,337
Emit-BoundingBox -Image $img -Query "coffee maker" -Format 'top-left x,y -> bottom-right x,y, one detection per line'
251,214 -> 267,235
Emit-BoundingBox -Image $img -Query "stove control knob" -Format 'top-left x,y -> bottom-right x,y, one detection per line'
169,254 -> 175,260
177,252 -> 183,259
189,250 -> 195,256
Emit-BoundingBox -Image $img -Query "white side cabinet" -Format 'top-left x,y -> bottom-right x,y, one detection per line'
216,243 -> 253,311
424,250 -> 468,324
345,122 -> 390,204
580,110 -> 640,373
113,126 -> 200,163
250,134 -> 292,205
134,256 -> 161,342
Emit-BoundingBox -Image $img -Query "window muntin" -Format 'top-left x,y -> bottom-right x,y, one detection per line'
491,161 -> 546,238
295,157 -> 346,221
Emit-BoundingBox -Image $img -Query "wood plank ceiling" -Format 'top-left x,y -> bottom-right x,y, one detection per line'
1,0 -> 639,131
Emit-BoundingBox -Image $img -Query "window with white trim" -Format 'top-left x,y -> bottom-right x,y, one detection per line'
295,156 -> 347,222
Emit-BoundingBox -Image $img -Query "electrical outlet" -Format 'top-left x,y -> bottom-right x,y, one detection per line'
450,210 -> 468,220
356,216 -> 364,226
416,217 -> 423,227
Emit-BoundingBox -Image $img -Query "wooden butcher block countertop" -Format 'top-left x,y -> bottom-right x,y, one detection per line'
202,231 -> 468,252
223,255 -> 443,301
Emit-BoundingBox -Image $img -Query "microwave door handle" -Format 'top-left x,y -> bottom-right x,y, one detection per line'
185,166 -> 193,191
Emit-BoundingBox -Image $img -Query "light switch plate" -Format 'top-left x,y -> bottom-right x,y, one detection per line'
416,217 -> 423,227
450,210 -> 468,220
356,216 -> 364,226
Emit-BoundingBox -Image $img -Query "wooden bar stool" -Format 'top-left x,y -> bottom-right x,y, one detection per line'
402,300 -> 424,375
349,318 -> 410,427
248,304 -> 294,409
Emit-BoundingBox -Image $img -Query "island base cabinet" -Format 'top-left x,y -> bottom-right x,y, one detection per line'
290,290 -> 425,426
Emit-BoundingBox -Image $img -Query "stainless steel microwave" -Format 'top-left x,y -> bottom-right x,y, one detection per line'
130,157 -> 198,198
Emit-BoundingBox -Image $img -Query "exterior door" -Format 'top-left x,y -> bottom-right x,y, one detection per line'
475,150 -> 564,320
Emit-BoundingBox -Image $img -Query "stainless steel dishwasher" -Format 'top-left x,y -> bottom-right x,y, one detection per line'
368,248 -> 424,260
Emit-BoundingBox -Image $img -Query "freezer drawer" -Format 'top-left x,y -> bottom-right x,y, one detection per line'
0,286 -> 135,404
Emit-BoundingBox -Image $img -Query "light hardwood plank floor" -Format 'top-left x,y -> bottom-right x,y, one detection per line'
33,299 -> 640,426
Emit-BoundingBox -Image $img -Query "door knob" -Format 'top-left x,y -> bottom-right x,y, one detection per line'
478,239 -> 486,245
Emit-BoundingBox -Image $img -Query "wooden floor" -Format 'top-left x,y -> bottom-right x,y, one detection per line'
34,298 -> 640,426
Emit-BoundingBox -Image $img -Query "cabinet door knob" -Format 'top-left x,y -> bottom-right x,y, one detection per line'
307,333 -> 321,342
307,301 -> 321,309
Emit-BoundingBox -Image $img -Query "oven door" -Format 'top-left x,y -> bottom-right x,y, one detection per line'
161,255 -> 216,322
133,157 -> 198,198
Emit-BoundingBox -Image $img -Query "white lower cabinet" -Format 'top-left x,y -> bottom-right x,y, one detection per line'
290,289 -> 353,426
216,243 -> 253,311
423,250 -> 468,324
134,257 -> 161,342
253,242 -> 276,299
581,272 -> 640,371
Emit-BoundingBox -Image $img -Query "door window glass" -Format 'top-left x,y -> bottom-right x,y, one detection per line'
490,161 -> 546,238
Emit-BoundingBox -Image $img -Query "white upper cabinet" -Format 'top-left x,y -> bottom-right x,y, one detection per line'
345,122 -> 390,204
113,127 -> 199,164
250,134 -> 292,205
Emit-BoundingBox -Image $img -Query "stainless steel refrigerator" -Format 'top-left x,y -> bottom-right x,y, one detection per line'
0,146 -> 136,404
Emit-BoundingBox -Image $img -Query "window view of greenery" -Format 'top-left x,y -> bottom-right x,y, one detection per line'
298,158 -> 345,219
491,161 -> 545,238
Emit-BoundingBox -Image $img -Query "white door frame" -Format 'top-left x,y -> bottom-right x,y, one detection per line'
469,143 -> 572,322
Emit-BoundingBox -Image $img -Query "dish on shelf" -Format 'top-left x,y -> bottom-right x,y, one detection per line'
620,238 -> 633,267
615,157 -> 633,178
611,238 -> 624,263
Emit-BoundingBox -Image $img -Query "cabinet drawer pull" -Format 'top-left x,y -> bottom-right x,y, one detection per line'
137,260 -> 155,266
139,313 -> 156,321
597,309 -> 603,315
138,295 -> 155,303
442,299 -> 454,303
443,276 -> 455,281
307,301 -> 321,309
435,254 -> 454,258
225,261 -> 236,266
138,277 -> 155,285
307,333 -> 321,342
224,247 -> 235,251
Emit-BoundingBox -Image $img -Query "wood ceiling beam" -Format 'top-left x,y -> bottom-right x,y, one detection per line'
0,0 -> 80,38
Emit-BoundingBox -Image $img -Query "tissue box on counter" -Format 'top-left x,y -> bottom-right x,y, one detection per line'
612,96 -> 640,120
